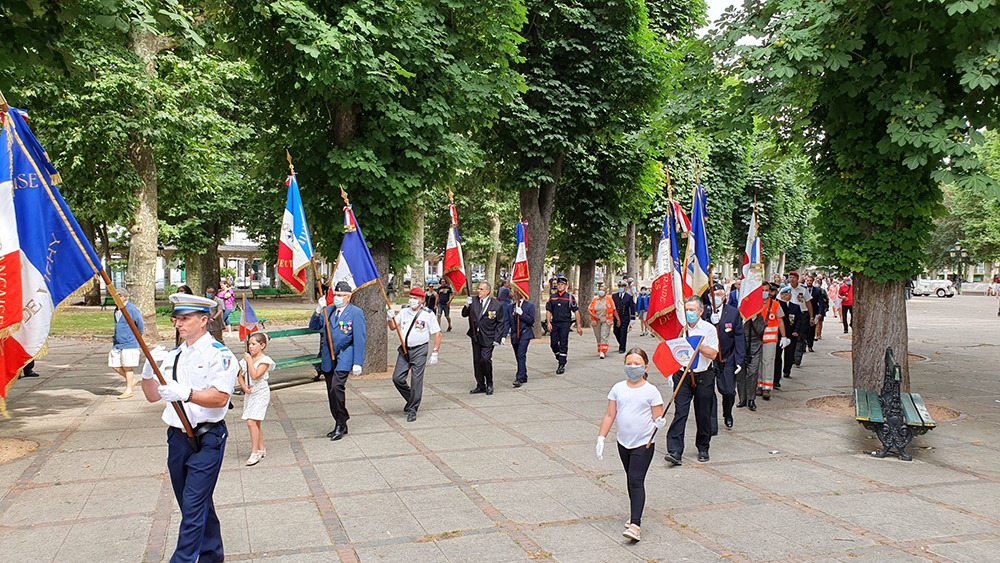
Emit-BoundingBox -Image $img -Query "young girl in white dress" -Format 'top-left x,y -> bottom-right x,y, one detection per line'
239,333 -> 274,466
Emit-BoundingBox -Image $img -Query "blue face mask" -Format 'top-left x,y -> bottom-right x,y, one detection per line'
685,311 -> 699,324
619,288 -> 625,294
598,290 -> 606,297
333,296 -> 345,307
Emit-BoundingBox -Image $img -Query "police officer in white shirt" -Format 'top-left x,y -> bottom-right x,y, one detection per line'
141,294 -> 239,563
387,287 -> 443,422
664,296 -> 720,466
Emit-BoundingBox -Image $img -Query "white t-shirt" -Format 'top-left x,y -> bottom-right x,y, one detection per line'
787,284 -> 811,310
608,380 -> 665,449
686,319 -> 720,373
397,306 -> 441,347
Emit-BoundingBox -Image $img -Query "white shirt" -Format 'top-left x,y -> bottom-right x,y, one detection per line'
397,306 -> 441,347
142,332 -> 239,428
686,319 -> 720,373
787,284 -> 811,311
608,380 -> 665,449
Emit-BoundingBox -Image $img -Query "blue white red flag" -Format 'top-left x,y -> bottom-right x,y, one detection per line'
511,222 -> 529,299
277,174 -> 313,293
239,295 -> 259,341
331,204 -> 380,292
683,183 -> 711,298
442,203 -> 467,293
1,106 -> 103,415
738,210 -> 765,320
652,335 -> 704,375
646,202 -> 687,341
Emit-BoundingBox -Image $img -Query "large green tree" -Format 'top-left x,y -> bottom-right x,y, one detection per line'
717,0 -> 1000,388
227,0 -> 526,370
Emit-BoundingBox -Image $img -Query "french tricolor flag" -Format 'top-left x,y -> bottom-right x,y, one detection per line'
738,211 -> 764,320
276,174 -> 313,293
442,203 -> 467,294
511,222 -> 529,299
652,335 -> 705,375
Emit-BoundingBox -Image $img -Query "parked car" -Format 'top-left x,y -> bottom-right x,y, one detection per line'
912,277 -> 956,298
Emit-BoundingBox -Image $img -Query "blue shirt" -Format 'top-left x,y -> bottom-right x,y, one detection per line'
112,301 -> 145,349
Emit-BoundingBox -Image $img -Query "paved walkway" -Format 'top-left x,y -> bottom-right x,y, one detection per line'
1,295 -> 999,562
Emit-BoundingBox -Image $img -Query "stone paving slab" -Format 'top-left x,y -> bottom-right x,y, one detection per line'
2,296 -> 1000,562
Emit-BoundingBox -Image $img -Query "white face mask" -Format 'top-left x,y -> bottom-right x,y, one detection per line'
333,296 -> 345,308
713,296 -> 723,308
408,298 -> 420,310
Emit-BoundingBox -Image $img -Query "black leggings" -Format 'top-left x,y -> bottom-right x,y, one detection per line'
618,441 -> 655,527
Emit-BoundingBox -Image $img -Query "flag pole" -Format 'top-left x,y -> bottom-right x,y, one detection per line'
339,186 -> 408,357
286,151 -> 341,369
0,87 -> 9,112
646,338 -> 703,449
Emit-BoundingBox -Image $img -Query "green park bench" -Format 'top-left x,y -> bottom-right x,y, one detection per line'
251,287 -> 280,299
266,327 -> 322,371
100,295 -> 116,310
855,348 -> 936,461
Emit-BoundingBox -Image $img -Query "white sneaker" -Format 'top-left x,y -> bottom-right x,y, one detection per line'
599,352 -> 605,359
622,524 -> 640,541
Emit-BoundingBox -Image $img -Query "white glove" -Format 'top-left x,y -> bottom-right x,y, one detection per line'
596,436 -> 605,460
654,416 -> 667,429
466,297 -> 473,306
352,365 -> 362,376
514,305 -> 523,315
316,296 -> 327,315
780,337 -> 791,349
429,352 -> 439,364
143,347 -> 169,380
157,380 -> 192,403
386,307 -> 395,320
735,365 -> 742,375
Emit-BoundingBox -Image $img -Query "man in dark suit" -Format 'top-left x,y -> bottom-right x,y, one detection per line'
462,282 -> 507,395
506,291 -> 535,387
612,281 -> 636,354
706,283 -> 745,433
774,287 -> 807,389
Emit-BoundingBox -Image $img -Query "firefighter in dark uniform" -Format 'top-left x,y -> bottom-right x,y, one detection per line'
545,275 -> 584,374
612,280 -> 636,354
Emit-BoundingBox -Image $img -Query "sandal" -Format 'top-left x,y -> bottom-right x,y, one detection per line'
117,392 -> 133,399
259,448 -> 266,458
245,452 -> 261,466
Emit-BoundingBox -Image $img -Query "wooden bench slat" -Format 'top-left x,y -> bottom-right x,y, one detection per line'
267,328 -> 320,339
866,390 -> 885,423
908,393 -> 936,427
855,388 -> 870,421
898,393 -> 925,427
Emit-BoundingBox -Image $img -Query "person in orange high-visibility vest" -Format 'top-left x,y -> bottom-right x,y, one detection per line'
742,283 -> 789,407
588,285 -> 620,359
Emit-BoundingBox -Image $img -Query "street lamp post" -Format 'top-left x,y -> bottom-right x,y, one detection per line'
948,242 -> 969,293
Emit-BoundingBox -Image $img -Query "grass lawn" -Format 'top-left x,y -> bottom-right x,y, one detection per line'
50,306 -> 312,337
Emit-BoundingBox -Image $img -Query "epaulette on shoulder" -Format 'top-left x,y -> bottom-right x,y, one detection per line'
211,342 -> 233,354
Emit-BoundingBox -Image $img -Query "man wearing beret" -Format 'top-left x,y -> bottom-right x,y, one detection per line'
310,281 -> 366,441
387,287 -> 442,422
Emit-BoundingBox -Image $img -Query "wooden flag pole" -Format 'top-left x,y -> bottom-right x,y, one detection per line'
286,151 -> 340,370
338,186 -> 408,357
646,338 -> 703,449
0,87 -> 9,112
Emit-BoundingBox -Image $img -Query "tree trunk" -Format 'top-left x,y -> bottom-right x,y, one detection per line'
486,210 -> 501,290
304,262 -> 317,302
626,222 -> 637,280
519,154 -> 563,333
410,204 -> 426,291
570,265 -> 579,294
355,240 -> 392,373
851,271 -> 909,391
777,253 -> 786,277
79,219 -> 102,306
201,234 -> 221,293
578,260 -> 596,328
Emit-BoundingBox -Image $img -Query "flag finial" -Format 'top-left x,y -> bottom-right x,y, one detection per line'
447,188 -> 454,204
694,157 -> 701,186
286,150 -> 294,175
340,185 -> 350,207
665,166 -> 674,200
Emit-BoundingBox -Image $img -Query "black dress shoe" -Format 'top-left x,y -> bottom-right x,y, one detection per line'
697,451 -> 710,463
748,400 -> 757,411
808,347 -> 815,352
330,425 -> 348,441
406,411 -> 417,422
664,452 -> 683,466
470,387 -> 486,394
725,415 -> 734,429
711,429 -> 719,436
485,386 -> 494,395
774,382 -> 781,389
326,429 -> 337,438
555,364 -> 565,374
21,370 -> 39,378
736,400 -> 748,409
512,381 -> 522,388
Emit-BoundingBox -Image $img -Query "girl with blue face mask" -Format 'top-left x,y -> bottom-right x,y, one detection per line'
596,347 -> 668,542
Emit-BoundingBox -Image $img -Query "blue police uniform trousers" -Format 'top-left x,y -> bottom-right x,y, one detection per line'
549,322 -> 570,366
511,337 -> 530,382
167,424 -> 227,563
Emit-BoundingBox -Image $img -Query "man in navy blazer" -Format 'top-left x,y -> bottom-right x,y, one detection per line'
309,281 -> 366,441
506,291 -> 535,387
706,283 -> 745,433
462,282 -> 507,395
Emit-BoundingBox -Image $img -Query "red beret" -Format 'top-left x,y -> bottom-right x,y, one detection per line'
789,271 -> 799,277
409,287 -> 425,298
